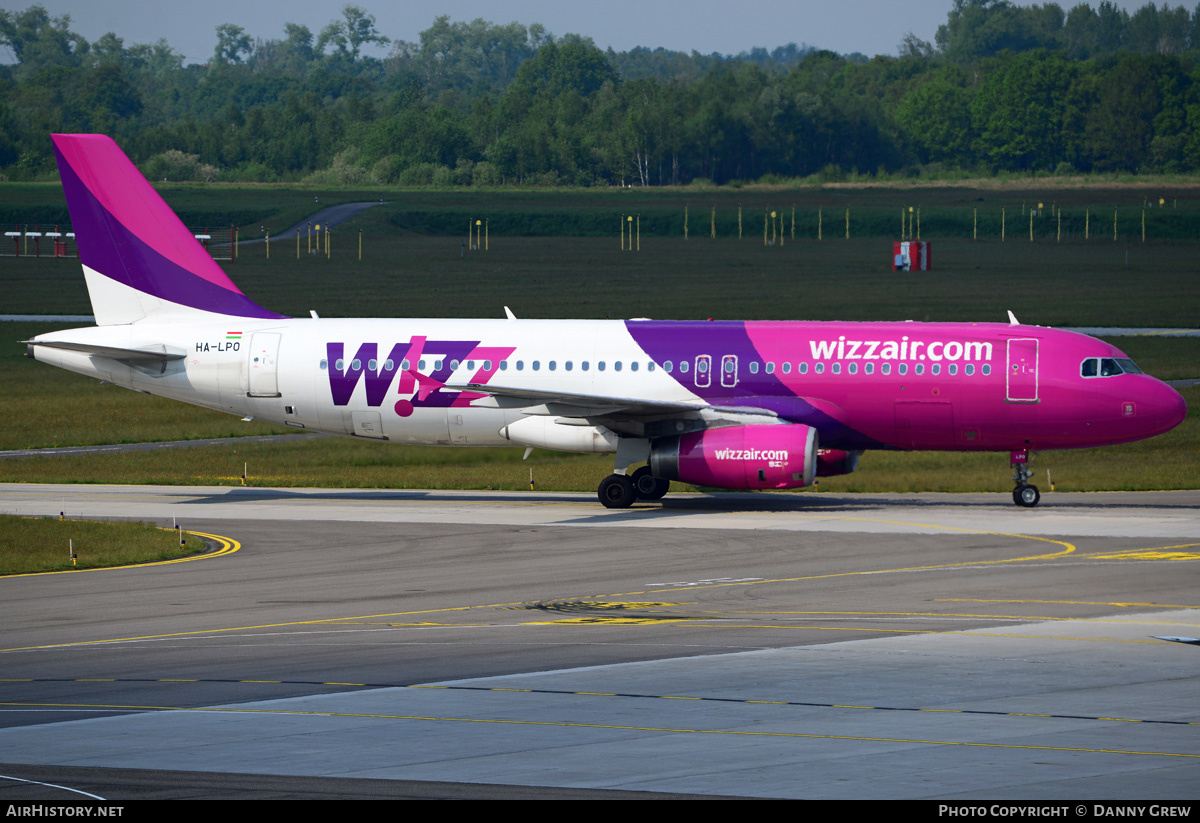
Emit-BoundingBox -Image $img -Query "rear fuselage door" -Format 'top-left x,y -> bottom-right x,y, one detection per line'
247,332 -> 282,397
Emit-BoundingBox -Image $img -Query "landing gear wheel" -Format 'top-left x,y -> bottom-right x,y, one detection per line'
1013,484 -> 1040,507
630,466 -> 670,500
598,474 -> 636,509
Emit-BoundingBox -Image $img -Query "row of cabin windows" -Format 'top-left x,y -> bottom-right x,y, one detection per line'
322,357 -> 992,378
325,358 -> 659,373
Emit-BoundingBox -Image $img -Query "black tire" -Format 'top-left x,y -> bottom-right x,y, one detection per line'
598,474 -> 636,509
630,466 -> 670,500
1013,484 -> 1040,507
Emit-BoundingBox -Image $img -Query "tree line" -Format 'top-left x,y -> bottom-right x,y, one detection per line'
3,1 -> 1200,186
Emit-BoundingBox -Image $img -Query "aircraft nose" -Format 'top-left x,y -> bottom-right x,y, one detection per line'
1156,381 -> 1188,433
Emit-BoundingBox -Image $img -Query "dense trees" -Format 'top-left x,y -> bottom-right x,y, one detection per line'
4,2 -> 1200,185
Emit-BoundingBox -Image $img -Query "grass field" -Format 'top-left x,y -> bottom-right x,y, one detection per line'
0,385 -> 1194,494
0,515 -> 198,575
6,221 -> 1199,327
1,181 -> 1197,495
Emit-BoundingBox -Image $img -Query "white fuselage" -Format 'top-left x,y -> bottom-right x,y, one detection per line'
33,317 -> 701,450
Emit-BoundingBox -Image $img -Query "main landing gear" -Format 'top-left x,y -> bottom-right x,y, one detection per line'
598,466 -> 670,509
597,438 -> 667,509
1010,448 -> 1040,508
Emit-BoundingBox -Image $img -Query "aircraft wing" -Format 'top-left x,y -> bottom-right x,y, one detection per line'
447,382 -> 779,436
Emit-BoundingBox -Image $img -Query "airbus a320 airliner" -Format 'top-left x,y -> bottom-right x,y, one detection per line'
27,135 -> 1187,508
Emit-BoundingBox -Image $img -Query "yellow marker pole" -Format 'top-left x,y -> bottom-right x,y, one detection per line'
296,229 -> 300,259
476,219 -> 482,250
710,205 -> 716,238
771,210 -> 777,245
265,231 -> 269,259
627,216 -> 633,251
307,223 -> 311,254
763,209 -> 768,246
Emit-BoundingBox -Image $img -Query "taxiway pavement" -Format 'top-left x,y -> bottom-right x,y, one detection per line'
1,484 -> 1197,799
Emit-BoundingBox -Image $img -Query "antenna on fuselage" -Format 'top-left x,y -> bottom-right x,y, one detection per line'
504,306 -> 517,320
1007,310 -> 1020,326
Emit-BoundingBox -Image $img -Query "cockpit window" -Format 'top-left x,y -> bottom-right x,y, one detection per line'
1082,357 -> 1143,378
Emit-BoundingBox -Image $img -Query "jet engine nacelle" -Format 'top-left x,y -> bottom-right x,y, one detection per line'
816,449 -> 861,477
649,423 -> 818,490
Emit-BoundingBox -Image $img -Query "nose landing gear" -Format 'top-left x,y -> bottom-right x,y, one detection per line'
1010,449 -> 1040,507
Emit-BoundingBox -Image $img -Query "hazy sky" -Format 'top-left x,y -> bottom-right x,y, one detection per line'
5,1 -> 1170,64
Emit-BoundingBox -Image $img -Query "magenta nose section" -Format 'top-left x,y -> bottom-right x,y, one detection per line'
1155,382 -> 1188,434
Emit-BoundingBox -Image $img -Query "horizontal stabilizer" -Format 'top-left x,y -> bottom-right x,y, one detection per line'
26,339 -> 185,363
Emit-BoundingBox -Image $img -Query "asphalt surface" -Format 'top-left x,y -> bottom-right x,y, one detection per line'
0,485 -> 1197,799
